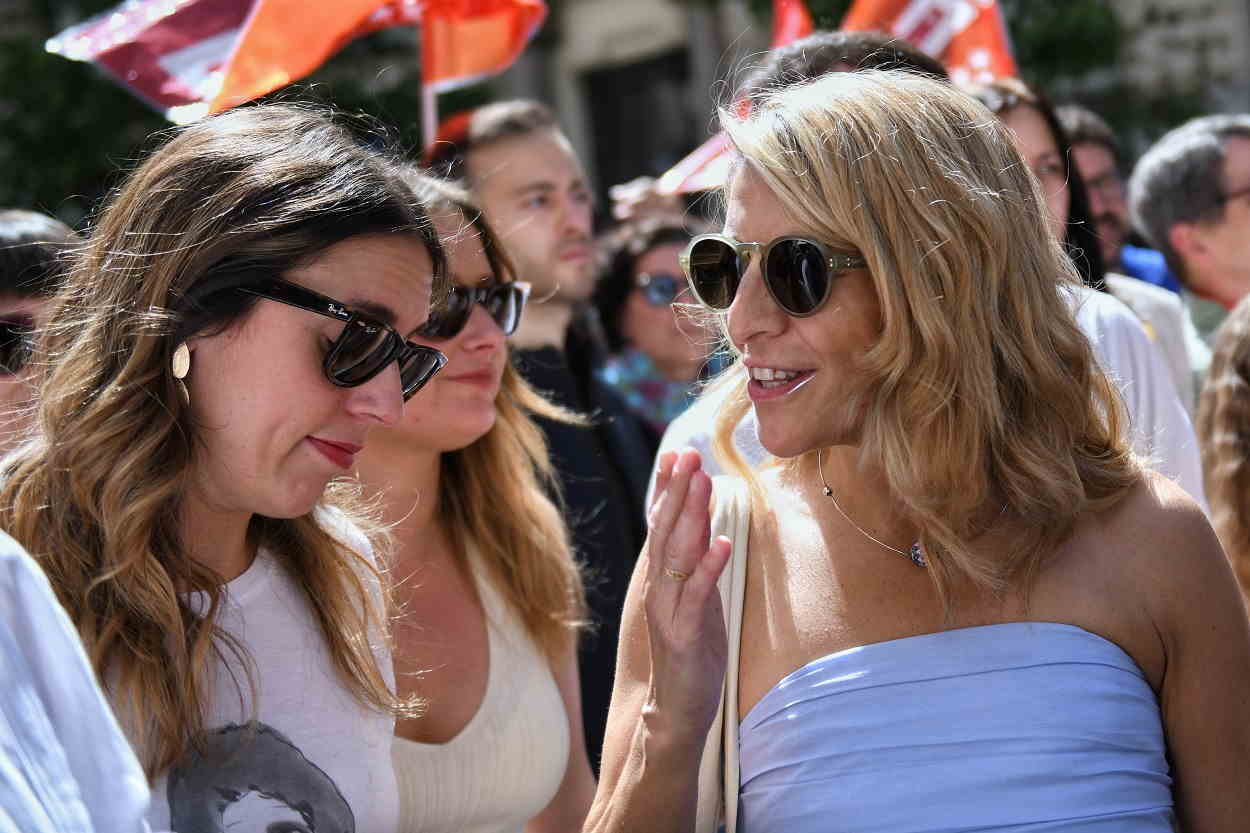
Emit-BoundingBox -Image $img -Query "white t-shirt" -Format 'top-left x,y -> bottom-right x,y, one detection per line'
654,285 -> 1208,513
141,517 -> 398,833
0,529 -> 152,833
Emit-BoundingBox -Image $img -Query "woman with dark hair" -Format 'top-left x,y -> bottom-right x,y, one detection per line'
969,78 -> 1206,416
593,218 -> 722,434
0,103 -> 446,832
969,77 -> 1207,507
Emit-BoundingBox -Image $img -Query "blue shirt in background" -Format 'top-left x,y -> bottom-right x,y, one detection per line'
1119,244 -> 1183,294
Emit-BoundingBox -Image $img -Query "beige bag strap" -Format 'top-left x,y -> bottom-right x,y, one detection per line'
694,477 -> 751,833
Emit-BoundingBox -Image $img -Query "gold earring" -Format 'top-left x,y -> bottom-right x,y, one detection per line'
172,342 -> 190,404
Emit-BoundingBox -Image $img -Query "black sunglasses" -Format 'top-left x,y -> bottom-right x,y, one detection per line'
636,272 -> 685,307
229,277 -> 446,401
0,317 -> 34,377
416,281 -> 530,340
679,233 -> 867,317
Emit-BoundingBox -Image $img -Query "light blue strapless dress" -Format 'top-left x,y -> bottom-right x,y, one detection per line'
737,622 -> 1174,832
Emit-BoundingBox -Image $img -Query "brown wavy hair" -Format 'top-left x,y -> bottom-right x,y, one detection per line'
0,103 -> 444,777
401,171 -> 587,656
713,70 -> 1139,603
1197,296 -> 1250,602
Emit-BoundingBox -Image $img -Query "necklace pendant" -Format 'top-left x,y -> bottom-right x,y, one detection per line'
908,542 -> 927,567
823,486 -> 833,497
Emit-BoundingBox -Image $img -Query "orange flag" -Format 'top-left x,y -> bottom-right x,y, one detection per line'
209,0 -> 422,115
772,0 -> 815,47
840,0 -> 1016,85
421,0 -> 547,92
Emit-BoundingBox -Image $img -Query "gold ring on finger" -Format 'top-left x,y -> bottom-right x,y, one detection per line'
664,566 -> 692,582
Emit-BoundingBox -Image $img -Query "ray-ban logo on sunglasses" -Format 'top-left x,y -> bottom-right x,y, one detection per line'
327,303 -> 348,317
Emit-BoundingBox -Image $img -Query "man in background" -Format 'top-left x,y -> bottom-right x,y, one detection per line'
1057,104 -> 1181,294
1130,114 -> 1250,342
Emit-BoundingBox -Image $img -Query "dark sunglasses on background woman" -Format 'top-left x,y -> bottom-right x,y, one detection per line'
416,281 -> 531,340
635,272 -> 687,307
679,233 -> 867,317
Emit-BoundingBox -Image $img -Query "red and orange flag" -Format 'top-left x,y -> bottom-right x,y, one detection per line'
840,0 -> 1016,85
47,0 -> 546,123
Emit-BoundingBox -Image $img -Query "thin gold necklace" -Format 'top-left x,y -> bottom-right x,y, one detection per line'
817,448 -> 927,567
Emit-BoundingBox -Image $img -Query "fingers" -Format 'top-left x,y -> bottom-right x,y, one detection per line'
648,451 -> 677,522
671,536 -> 733,640
646,448 -> 704,585
664,469 -> 712,580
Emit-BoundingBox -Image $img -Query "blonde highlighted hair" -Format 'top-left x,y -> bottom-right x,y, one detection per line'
1197,296 -> 1250,602
402,171 -> 587,656
713,70 -> 1139,601
0,104 -> 443,777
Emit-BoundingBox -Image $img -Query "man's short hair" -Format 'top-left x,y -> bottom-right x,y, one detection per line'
425,99 -> 559,181
1056,103 -> 1120,159
1128,114 -> 1250,280
740,30 -> 949,105
0,209 -> 76,298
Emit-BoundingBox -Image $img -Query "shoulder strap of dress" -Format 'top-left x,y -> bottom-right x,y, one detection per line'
694,476 -> 751,833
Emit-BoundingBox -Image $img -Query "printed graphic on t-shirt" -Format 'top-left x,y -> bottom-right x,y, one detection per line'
167,721 -> 355,833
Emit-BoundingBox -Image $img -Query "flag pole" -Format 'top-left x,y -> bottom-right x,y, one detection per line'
421,83 -> 437,151
417,16 -> 436,152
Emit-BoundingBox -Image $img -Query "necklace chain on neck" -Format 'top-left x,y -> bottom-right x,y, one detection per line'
817,448 -> 927,568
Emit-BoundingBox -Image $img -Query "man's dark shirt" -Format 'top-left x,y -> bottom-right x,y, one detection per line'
513,329 -> 657,772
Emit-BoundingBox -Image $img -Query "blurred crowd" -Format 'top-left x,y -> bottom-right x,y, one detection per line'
3,25 -> 1250,833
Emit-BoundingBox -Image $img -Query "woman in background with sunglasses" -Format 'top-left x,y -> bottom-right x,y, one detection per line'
592,218 -> 724,435
588,71 -> 1250,833
354,171 -> 596,833
0,209 -> 76,456
0,104 -> 446,833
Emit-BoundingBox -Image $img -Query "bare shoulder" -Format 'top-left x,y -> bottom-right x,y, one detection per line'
1099,470 -> 1220,571
1095,470 -> 1242,639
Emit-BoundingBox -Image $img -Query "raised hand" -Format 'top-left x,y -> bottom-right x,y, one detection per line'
642,448 -> 733,738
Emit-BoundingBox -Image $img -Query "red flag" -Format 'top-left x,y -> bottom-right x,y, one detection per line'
45,0 -> 255,120
656,0 -> 813,195
772,0 -> 815,47
421,0 -> 547,93
840,0 -> 1016,84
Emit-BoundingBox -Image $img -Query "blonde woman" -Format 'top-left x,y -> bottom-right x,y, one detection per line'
1197,295 -> 1250,605
589,71 -> 1250,832
0,104 -> 447,832
353,173 -> 595,833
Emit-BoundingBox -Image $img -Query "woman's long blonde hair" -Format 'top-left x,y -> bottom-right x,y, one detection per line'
403,172 -> 586,657
0,104 -> 444,777
1197,296 -> 1250,601
713,70 -> 1139,602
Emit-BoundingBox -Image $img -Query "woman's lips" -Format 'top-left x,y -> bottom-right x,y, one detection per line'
307,437 -> 361,468
443,367 -> 502,389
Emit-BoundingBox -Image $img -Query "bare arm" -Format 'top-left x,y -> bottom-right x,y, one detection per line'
584,450 -> 732,833
526,631 -> 597,833
1146,479 -> 1250,830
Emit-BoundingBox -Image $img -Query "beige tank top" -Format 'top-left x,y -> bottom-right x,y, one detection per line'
392,551 -> 570,833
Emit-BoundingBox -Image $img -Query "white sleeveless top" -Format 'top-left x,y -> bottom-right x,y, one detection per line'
392,552 -> 570,833
143,515 -> 399,833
